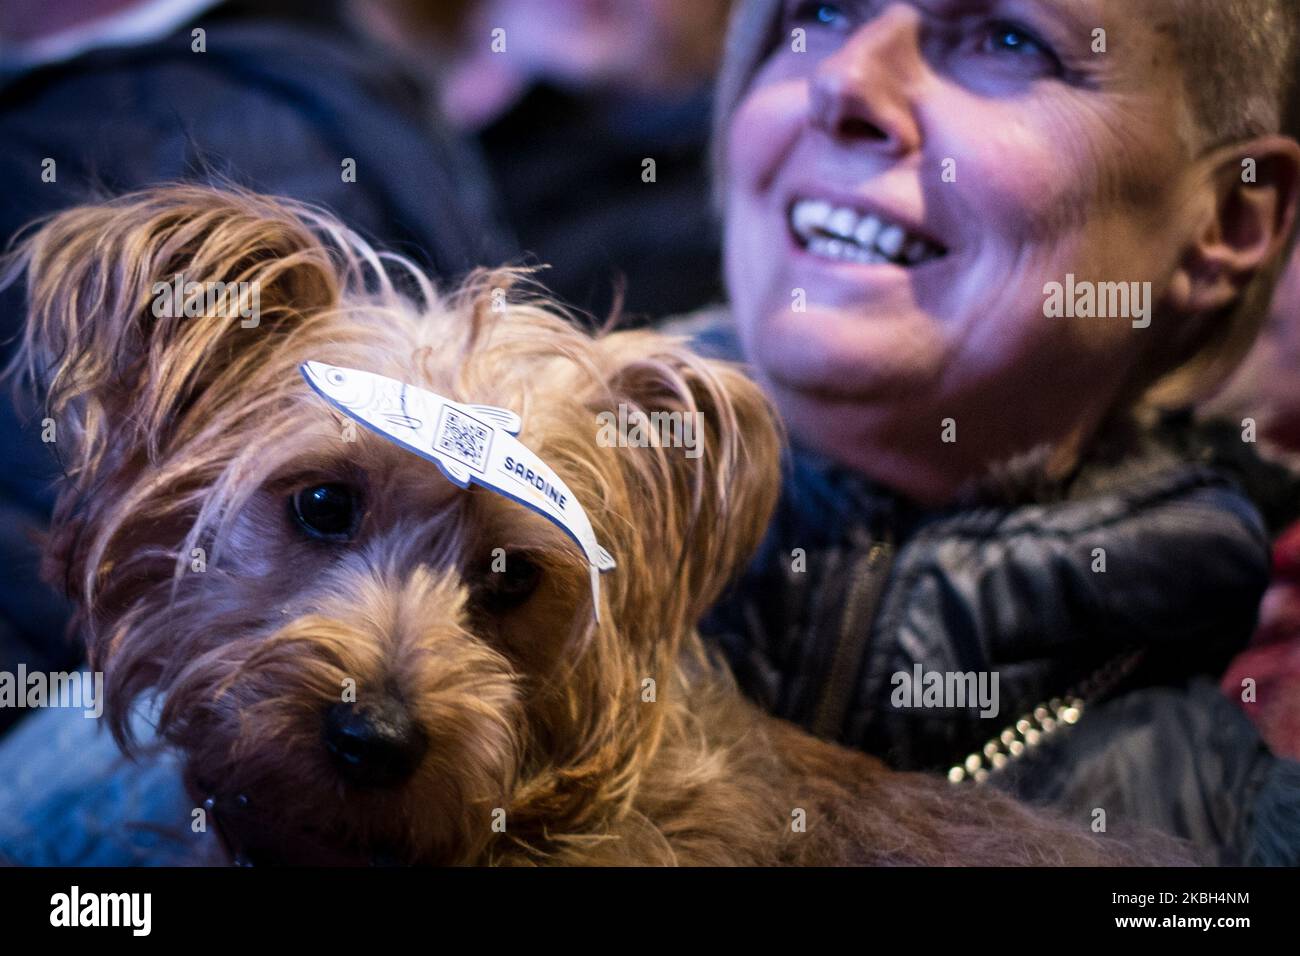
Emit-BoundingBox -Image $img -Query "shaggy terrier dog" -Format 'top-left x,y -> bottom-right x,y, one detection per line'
7,187 -> 1173,865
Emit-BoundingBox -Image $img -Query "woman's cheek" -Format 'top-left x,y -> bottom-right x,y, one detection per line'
728,80 -> 806,196
928,96 -> 1104,244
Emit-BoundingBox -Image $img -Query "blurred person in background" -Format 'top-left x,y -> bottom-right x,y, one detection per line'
1202,91 -> 1300,761
1211,236 -> 1300,760
361,0 -> 734,323
0,0 -> 513,738
1209,242 -> 1300,466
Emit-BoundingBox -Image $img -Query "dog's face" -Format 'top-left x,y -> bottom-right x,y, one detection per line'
13,187 -> 779,864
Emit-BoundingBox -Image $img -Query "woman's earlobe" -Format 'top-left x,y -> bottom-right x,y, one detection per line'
1170,242 -> 1236,318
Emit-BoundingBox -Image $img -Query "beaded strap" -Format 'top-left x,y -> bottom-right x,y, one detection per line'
948,649 -> 1144,785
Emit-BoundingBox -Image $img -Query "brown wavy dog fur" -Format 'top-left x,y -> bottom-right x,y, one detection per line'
6,186 -> 1182,865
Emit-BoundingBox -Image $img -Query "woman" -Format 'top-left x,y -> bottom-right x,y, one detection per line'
694,0 -> 1300,862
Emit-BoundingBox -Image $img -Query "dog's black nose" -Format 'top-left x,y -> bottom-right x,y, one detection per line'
324,699 -> 427,788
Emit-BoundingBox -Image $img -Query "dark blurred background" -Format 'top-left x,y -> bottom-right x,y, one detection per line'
367,0 -> 733,321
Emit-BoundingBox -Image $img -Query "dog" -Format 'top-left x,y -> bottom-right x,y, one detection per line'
6,186 -> 1175,865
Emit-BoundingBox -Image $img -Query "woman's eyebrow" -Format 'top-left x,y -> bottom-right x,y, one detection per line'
786,0 -> 1106,45
783,0 -> 884,20
1008,0 -> 1104,34
915,0 -> 1103,34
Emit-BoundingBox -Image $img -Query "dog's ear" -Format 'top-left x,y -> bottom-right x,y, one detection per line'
0,185 -> 361,671
589,331 -> 783,637
5,185 -> 345,490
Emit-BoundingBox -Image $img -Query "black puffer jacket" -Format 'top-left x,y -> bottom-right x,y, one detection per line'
704,425 -> 1272,769
999,678 -> 1300,865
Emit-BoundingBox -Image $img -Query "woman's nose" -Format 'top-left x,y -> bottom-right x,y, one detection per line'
808,6 -> 922,156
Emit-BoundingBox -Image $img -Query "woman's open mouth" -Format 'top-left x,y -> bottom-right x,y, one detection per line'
788,197 -> 948,268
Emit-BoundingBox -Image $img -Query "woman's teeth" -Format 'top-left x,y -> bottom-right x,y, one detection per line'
789,198 -> 944,267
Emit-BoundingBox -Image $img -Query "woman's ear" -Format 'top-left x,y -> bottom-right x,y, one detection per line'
1171,135 -> 1300,316
590,330 -> 783,633
3,184 -> 345,490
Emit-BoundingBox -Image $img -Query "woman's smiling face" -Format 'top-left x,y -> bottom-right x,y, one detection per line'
725,0 -> 1207,501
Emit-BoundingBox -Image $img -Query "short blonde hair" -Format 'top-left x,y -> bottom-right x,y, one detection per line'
1145,0 -> 1299,407
712,0 -> 1300,410
1173,0 -> 1296,146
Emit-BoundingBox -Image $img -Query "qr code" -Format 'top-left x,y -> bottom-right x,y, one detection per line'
434,407 -> 491,471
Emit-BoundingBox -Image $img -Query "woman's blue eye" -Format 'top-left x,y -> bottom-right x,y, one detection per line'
986,23 -> 1052,60
817,4 -> 846,25
996,29 -> 1033,52
793,2 -> 849,29
972,21 -> 1063,75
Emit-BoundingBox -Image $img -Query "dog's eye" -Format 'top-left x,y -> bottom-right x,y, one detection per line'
479,554 -> 543,613
290,484 -> 361,542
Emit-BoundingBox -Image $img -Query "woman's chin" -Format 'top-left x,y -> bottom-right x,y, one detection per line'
745,304 -> 948,401
755,338 -> 940,404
